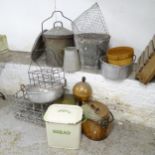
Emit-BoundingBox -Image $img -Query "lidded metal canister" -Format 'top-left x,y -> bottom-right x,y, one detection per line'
42,11 -> 74,67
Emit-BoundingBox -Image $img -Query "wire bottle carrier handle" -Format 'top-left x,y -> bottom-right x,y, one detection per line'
28,60 -> 66,88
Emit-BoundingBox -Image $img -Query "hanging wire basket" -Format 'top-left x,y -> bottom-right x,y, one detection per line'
72,3 -> 110,69
15,61 -> 66,126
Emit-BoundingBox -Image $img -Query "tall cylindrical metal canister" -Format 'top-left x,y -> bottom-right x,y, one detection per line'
42,11 -> 74,67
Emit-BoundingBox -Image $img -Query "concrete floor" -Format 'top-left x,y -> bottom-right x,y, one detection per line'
0,97 -> 155,155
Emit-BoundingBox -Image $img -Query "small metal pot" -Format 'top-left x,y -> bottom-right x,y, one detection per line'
100,58 -> 133,80
43,21 -> 74,67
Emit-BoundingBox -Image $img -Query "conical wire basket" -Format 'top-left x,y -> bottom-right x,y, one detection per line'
72,3 -> 110,69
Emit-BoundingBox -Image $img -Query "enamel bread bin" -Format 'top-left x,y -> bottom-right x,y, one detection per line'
44,104 -> 83,149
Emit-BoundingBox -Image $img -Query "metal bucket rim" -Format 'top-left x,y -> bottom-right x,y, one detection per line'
100,57 -> 133,68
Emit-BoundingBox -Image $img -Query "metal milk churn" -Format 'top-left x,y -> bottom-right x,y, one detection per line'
42,11 -> 74,67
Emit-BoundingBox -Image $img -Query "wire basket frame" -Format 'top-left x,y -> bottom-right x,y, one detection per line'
15,61 -> 66,126
15,89 -> 49,126
72,3 -> 109,34
28,61 -> 66,88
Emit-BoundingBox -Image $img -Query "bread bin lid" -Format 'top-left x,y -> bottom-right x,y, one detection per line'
44,104 -> 83,124
43,21 -> 73,39
107,46 -> 134,60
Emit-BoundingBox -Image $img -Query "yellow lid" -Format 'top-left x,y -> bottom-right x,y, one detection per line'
108,57 -> 133,66
107,47 -> 134,60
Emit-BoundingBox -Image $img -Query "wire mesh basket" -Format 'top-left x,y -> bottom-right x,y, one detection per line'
14,61 -> 66,126
72,3 -> 110,69
28,61 -> 66,88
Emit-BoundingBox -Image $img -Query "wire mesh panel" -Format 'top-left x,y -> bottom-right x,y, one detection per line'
73,3 -> 108,34
15,89 -> 50,126
72,3 -> 110,69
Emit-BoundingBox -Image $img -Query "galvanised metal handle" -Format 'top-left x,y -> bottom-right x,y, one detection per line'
53,21 -> 63,28
41,10 -> 72,33
108,111 -> 114,123
100,111 -> 114,128
19,84 -> 27,99
133,55 -> 136,63
20,84 -> 26,93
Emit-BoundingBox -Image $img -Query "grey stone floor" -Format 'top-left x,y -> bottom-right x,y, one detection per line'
0,97 -> 155,155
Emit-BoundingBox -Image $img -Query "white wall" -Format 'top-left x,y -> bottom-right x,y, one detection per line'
0,0 -> 155,57
99,0 -> 155,58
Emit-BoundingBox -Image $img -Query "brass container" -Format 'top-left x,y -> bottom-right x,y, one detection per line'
107,46 -> 134,60
82,101 -> 114,141
73,77 -> 92,102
